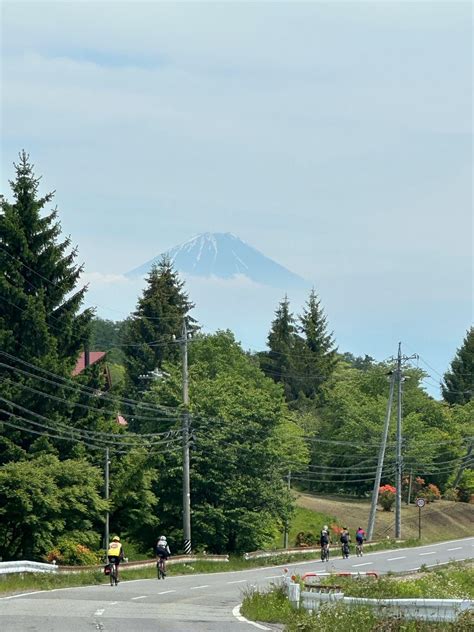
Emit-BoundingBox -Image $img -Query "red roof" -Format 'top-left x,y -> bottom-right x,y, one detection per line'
72,351 -> 107,376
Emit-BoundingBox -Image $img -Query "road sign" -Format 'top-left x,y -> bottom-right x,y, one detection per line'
416,498 -> 426,508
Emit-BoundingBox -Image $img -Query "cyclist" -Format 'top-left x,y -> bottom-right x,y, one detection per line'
107,536 -> 125,582
320,525 -> 330,561
155,535 -> 171,577
355,527 -> 366,556
340,527 -> 351,559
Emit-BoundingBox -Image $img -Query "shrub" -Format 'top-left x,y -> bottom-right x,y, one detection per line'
295,531 -> 317,547
423,483 -> 441,502
45,538 -> 102,566
443,487 -> 459,501
379,485 -> 396,511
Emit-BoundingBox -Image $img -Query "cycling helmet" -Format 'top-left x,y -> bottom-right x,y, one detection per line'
159,536 -> 167,542
323,526 -> 328,531
112,536 -> 120,542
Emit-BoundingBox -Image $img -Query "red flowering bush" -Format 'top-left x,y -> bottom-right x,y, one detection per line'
425,483 -> 441,502
379,484 -> 396,511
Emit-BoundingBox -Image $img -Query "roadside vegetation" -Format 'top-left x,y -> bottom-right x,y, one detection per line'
241,562 -> 474,632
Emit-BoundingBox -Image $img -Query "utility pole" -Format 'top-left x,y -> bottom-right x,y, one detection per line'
367,369 -> 396,541
394,344 -> 417,539
181,319 -> 192,555
104,446 -> 110,561
284,470 -> 291,549
453,443 -> 473,488
395,342 -> 403,539
406,468 -> 413,505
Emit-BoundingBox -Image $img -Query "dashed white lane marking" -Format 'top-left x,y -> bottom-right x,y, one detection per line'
232,604 -> 271,630
110,601 -> 118,605
190,585 -> 209,590
419,552 -> 435,556
158,590 -> 176,595
447,547 -> 462,551
352,562 -> 372,567
94,609 -> 105,616
387,556 -> 406,561
265,575 -> 283,579
131,595 -> 147,600
227,579 -> 247,584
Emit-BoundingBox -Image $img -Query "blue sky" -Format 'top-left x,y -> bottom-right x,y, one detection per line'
1,1 -> 472,396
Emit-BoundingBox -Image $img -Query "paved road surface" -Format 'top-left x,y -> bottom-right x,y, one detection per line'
1,537 -> 472,631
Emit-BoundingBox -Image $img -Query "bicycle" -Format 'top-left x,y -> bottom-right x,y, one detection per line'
341,542 -> 350,559
109,562 -> 118,586
320,543 -> 330,562
156,557 -> 166,580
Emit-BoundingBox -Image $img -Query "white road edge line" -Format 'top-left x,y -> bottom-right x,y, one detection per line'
190,585 -> 209,590
158,590 -> 176,595
387,556 -> 406,561
232,604 -> 271,631
131,595 -> 147,600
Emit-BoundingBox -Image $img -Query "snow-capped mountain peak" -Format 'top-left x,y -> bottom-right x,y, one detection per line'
126,232 -> 308,289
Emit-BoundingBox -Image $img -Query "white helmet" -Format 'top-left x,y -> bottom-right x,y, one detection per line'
159,535 -> 167,542
323,526 -> 328,531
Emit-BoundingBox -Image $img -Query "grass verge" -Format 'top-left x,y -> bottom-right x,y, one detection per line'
241,562 -> 474,632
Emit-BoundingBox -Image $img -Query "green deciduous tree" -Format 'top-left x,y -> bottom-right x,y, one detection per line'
141,331 -> 308,553
442,328 -> 473,405
0,455 -> 106,560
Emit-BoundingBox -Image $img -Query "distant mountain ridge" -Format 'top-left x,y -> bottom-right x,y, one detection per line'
126,232 -> 308,289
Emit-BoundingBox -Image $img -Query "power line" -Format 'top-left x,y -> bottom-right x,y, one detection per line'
0,397 -> 182,446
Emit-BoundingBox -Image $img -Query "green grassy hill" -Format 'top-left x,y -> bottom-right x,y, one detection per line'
295,492 -> 474,542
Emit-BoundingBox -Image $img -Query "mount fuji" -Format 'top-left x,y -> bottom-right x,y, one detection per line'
126,232 -> 309,290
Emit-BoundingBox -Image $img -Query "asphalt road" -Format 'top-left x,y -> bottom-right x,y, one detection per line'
1,537 -> 472,632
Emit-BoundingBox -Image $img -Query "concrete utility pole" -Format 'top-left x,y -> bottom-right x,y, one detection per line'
395,342 -> 403,539
394,344 -> 417,539
104,446 -> 110,561
284,470 -> 291,549
181,319 -> 192,555
406,468 -> 413,505
367,369 -> 396,541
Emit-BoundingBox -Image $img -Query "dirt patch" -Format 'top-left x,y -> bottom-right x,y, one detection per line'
295,493 -> 474,541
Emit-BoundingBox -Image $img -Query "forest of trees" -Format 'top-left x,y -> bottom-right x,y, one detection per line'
0,154 -> 472,563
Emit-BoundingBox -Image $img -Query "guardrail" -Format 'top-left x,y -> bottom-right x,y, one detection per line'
0,555 -> 229,576
0,561 -> 58,575
283,578 -> 473,623
243,541 -> 389,561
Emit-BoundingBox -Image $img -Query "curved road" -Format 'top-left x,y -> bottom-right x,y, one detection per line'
1,537 -> 472,631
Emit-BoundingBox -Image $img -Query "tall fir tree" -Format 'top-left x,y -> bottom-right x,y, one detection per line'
261,295 -> 301,401
0,152 -> 94,460
442,328 -> 473,405
298,288 -> 338,399
122,257 -> 196,393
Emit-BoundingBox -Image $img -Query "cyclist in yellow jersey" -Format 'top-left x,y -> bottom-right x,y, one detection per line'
107,536 -> 125,581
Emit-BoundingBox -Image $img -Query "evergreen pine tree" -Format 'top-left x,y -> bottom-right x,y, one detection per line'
442,328 -> 473,405
0,152 -> 93,459
261,295 -> 301,400
298,288 -> 338,399
122,257 -> 196,392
